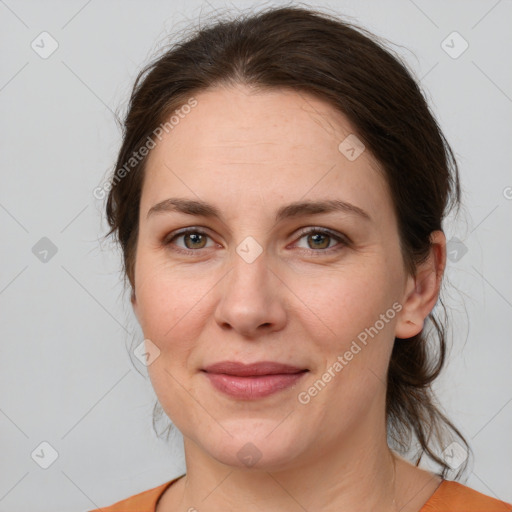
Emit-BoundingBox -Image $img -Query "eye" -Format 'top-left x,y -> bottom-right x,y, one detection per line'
293,227 -> 348,253
162,226 -> 349,256
163,228 -> 216,254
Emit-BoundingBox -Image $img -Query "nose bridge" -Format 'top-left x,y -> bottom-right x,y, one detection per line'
214,239 -> 286,335
227,240 -> 270,298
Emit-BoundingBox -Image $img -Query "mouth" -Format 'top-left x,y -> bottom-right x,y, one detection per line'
201,361 -> 309,400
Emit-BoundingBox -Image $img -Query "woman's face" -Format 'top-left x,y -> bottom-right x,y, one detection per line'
132,85 -> 415,470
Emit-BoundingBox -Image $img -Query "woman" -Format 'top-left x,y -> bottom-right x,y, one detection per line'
91,5 -> 511,512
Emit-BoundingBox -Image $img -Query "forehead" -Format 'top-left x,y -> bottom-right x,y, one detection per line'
154,85 -> 360,160
141,84 -> 391,221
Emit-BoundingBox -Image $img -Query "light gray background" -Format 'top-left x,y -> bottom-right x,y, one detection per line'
1,0 -> 511,510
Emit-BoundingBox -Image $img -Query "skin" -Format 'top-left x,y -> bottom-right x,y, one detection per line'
131,84 -> 446,511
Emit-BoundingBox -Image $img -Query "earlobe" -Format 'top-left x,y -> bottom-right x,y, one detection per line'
395,231 -> 446,340
395,315 -> 424,340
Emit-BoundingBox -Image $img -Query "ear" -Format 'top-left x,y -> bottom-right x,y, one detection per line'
395,231 -> 446,339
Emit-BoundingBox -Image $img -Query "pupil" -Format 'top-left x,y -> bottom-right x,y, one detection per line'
186,233 -> 204,248
309,233 -> 329,249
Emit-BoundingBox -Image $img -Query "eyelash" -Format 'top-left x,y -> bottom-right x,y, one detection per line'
162,227 -> 349,256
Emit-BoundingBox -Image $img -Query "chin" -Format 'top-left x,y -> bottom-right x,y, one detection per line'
199,421 -> 310,472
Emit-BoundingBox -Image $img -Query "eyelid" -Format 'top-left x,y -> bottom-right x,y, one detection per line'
162,227 -> 216,250
163,226 -> 210,243
294,226 -> 349,242
163,226 -> 350,254
291,226 -> 350,252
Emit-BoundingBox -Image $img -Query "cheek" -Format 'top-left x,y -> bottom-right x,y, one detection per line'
293,267 -> 400,415
133,254 -> 211,352
291,258 -> 402,412
296,262 -> 399,344
135,260 -> 210,421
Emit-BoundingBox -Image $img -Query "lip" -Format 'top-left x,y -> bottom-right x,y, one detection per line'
203,361 -> 306,376
202,361 -> 308,400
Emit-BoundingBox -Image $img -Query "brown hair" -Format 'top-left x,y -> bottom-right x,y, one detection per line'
104,5 -> 469,478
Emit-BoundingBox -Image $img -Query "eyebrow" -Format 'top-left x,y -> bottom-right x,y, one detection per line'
146,197 -> 371,222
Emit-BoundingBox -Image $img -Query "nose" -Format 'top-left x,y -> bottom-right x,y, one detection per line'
213,250 -> 287,338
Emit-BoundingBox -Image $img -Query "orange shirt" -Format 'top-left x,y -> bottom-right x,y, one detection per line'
90,476 -> 512,512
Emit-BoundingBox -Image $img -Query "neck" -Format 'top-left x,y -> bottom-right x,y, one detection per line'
172,413 -> 400,512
